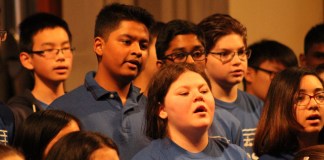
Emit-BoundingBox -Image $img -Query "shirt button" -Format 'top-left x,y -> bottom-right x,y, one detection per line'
109,93 -> 114,99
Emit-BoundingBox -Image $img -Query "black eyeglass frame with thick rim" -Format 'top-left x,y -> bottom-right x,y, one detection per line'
161,50 -> 207,63
249,65 -> 278,79
26,47 -> 76,59
208,49 -> 252,64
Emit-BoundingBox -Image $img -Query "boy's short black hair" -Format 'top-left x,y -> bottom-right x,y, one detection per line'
248,39 -> 298,68
304,23 -> 324,54
155,19 -> 205,60
19,13 -> 72,52
94,3 -> 154,39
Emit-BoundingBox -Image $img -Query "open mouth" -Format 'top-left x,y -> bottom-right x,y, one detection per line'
194,106 -> 207,113
306,115 -> 321,121
127,60 -> 140,66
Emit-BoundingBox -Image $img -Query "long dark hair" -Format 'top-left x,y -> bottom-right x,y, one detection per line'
13,110 -> 81,160
254,67 -> 324,156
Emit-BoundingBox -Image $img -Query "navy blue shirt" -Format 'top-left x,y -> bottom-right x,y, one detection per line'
49,71 -> 150,160
0,102 -> 14,145
132,137 -> 249,160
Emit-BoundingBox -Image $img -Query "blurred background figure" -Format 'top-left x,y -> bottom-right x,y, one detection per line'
299,23 -> 324,70
245,39 -> 298,102
134,21 -> 165,95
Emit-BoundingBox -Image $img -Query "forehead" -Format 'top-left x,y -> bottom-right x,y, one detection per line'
108,20 -> 149,40
170,71 -> 206,88
307,42 -> 324,55
168,34 -> 203,49
299,75 -> 323,91
212,33 -> 244,50
32,27 -> 69,45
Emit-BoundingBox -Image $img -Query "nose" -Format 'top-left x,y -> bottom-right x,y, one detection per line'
193,92 -> 204,102
186,55 -> 195,64
308,97 -> 320,110
56,49 -> 66,60
231,52 -> 242,64
131,43 -> 143,58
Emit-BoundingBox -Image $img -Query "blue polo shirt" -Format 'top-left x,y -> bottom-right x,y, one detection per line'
49,71 -> 150,160
209,107 -> 244,148
132,137 -> 249,160
216,90 -> 263,159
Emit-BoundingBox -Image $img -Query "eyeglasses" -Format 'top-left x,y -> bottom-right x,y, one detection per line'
295,92 -> 324,108
28,47 -> 75,59
162,50 -> 206,63
0,30 -> 7,42
209,49 -> 251,63
250,66 -> 278,79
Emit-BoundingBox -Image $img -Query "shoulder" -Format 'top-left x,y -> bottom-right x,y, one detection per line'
49,85 -> 87,109
7,90 -> 34,108
209,138 -> 248,158
238,90 -> 264,109
132,139 -> 163,160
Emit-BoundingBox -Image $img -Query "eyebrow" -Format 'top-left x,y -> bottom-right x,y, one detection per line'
217,46 -> 245,51
299,88 -> 324,93
120,34 -> 149,42
171,45 -> 204,52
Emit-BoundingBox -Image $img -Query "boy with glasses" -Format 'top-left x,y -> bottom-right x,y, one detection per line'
49,3 -> 154,160
155,19 -> 244,148
244,39 -> 298,102
198,14 -> 263,159
7,13 -> 74,134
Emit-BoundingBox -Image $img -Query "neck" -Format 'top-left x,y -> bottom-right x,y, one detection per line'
133,71 -> 150,96
298,132 -> 319,149
210,79 -> 238,102
95,70 -> 131,106
32,79 -> 65,105
168,127 -> 209,153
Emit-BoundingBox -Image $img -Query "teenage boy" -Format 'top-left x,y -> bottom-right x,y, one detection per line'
155,19 -> 244,148
49,3 -> 154,160
245,39 -> 298,101
198,14 -> 263,159
299,23 -> 324,69
7,13 -> 74,135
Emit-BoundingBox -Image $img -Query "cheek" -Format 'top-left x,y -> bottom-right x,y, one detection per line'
295,109 -> 304,125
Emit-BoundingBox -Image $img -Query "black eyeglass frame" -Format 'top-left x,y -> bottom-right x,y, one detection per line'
161,51 -> 207,62
250,65 -> 278,79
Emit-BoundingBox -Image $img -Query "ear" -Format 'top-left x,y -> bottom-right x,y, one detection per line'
158,104 -> 168,119
245,67 -> 255,83
19,52 -> 34,70
93,37 -> 104,56
156,60 -> 164,69
299,53 -> 306,67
